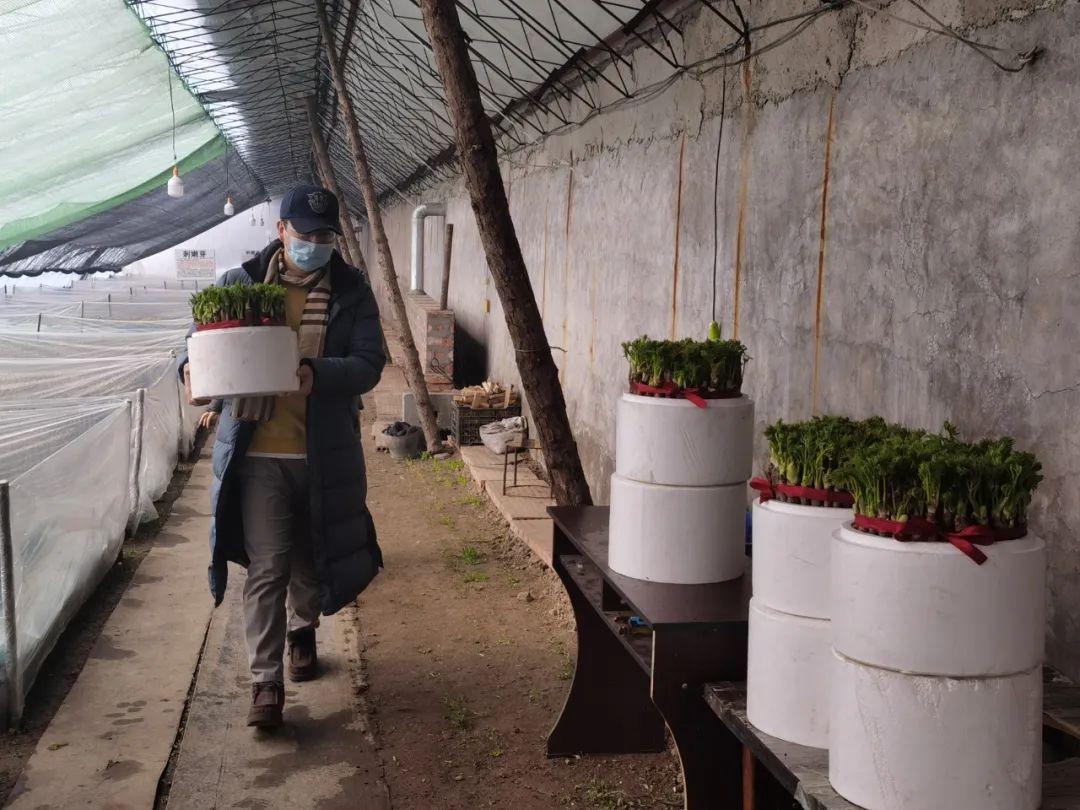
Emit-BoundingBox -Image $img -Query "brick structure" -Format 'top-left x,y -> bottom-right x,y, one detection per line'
404,291 -> 454,390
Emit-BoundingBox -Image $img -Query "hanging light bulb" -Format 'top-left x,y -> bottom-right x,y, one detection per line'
223,195 -> 235,216
249,210 -> 257,227
167,166 -> 184,197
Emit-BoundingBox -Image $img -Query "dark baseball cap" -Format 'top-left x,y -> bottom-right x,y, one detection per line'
279,184 -> 341,234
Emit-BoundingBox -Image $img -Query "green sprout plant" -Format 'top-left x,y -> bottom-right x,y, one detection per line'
762,415 -> 897,506
621,329 -> 749,397
832,424 -> 1042,535
190,283 -> 286,327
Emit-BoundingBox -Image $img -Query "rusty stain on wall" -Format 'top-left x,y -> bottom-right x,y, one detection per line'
732,60 -> 754,340
812,94 -> 837,414
670,133 -> 687,340
560,164 -> 574,383
541,195 -> 550,319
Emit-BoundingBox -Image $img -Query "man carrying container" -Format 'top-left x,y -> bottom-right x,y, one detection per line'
180,185 -> 385,729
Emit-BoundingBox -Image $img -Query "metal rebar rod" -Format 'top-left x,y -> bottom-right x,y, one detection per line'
0,481 -> 20,729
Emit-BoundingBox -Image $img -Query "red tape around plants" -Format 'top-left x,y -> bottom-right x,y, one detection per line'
629,380 -> 739,408
851,514 -> 1028,565
749,477 -> 855,508
194,318 -> 286,331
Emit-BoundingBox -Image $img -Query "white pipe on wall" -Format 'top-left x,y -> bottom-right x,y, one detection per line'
410,203 -> 446,293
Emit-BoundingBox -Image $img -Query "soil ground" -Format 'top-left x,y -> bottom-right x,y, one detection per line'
359,410 -> 682,809
0,433 -> 208,805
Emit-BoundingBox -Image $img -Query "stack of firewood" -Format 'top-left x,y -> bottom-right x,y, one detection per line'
454,380 -> 519,410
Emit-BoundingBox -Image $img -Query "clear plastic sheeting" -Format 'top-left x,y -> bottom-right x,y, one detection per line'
0,357 -> 181,518
1,403 -> 132,720
0,300 -> 190,321
0,314 -> 193,332
0,329 -> 189,358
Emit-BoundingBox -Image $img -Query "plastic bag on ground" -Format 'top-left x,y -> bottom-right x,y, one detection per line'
480,416 -> 526,455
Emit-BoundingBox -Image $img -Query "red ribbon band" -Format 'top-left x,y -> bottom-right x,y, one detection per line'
629,380 -> 738,409
851,514 -> 1027,566
749,477 -> 855,508
195,317 -> 285,331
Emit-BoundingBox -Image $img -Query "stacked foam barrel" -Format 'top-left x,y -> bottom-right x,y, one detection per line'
746,498 -> 852,747
608,393 -> 754,584
828,524 -> 1046,810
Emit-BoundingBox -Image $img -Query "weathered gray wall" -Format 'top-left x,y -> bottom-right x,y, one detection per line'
367,0 -> 1080,678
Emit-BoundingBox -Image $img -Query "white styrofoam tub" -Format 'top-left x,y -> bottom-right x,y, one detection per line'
187,326 -> 299,399
608,473 -> 746,583
831,524 -> 1046,676
746,599 -> 830,748
751,499 -> 851,619
614,393 -> 754,486
829,649 -> 1042,810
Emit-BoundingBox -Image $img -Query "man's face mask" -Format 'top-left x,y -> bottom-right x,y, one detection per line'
286,229 -> 333,272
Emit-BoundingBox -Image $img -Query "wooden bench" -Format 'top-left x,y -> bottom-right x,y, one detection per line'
704,672 -> 1080,810
546,506 -> 750,809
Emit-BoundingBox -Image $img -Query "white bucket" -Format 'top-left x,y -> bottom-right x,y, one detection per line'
746,599 -> 830,748
751,499 -> 851,619
831,524 -> 1046,676
187,326 -> 300,399
829,649 -> 1042,810
614,393 -> 753,486
608,473 -> 746,584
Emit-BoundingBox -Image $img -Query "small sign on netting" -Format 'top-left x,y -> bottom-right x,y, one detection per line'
175,248 -> 216,278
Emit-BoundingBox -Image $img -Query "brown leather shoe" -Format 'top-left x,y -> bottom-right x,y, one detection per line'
287,627 -> 318,682
247,681 -> 284,728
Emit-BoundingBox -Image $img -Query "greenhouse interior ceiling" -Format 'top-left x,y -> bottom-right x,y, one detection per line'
0,0 -> 838,277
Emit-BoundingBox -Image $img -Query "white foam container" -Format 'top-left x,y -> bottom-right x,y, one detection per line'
831,524 -> 1046,676
614,393 -> 753,486
829,650 -> 1042,810
751,499 -> 851,619
187,326 -> 300,399
608,473 -> 746,583
746,599 -> 830,748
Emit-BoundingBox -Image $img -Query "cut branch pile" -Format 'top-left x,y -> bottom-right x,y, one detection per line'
454,381 -> 519,410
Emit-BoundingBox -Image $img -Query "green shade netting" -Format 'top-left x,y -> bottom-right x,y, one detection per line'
0,0 -> 223,249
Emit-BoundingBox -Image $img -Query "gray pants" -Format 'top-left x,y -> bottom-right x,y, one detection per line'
239,457 -> 321,684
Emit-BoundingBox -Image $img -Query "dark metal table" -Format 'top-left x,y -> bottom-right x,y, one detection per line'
547,506 -> 751,809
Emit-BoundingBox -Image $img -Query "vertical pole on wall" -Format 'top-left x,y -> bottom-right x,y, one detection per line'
35,313 -> 41,333
127,391 -> 145,535
419,0 -> 592,505
439,224 -> 454,311
315,0 -> 442,452
0,481 -> 20,729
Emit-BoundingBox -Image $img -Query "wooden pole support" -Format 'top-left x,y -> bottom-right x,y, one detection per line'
418,0 -> 592,506
439,223 -> 454,311
303,95 -> 368,276
314,0 -> 442,452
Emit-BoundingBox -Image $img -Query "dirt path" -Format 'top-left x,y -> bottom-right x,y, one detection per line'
359,416 -> 681,808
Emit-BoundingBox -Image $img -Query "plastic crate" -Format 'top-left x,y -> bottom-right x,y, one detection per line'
451,401 -> 522,446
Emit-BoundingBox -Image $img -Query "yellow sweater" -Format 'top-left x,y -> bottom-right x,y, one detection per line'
247,284 -> 308,457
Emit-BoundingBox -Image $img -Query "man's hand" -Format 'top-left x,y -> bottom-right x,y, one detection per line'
198,410 -> 218,430
297,364 -> 314,396
184,365 -> 212,407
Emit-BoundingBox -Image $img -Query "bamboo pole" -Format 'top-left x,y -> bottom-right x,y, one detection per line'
418,0 -> 592,506
439,223 -> 454,311
315,0 -> 442,452
304,96 -> 367,276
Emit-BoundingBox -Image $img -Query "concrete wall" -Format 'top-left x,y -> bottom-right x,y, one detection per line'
368,1 -> 1080,678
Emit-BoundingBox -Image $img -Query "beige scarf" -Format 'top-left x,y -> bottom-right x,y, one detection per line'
231,249 -> 332,421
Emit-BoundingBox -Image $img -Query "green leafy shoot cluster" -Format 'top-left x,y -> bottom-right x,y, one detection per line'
763,415 -> 894,492
621,335 -> 750,395
831,423 -> 1042,532
190,283 -> 286,326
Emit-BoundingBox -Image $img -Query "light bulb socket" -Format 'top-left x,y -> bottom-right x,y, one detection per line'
167,165 -> 184,198
224,195 -> 235,216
